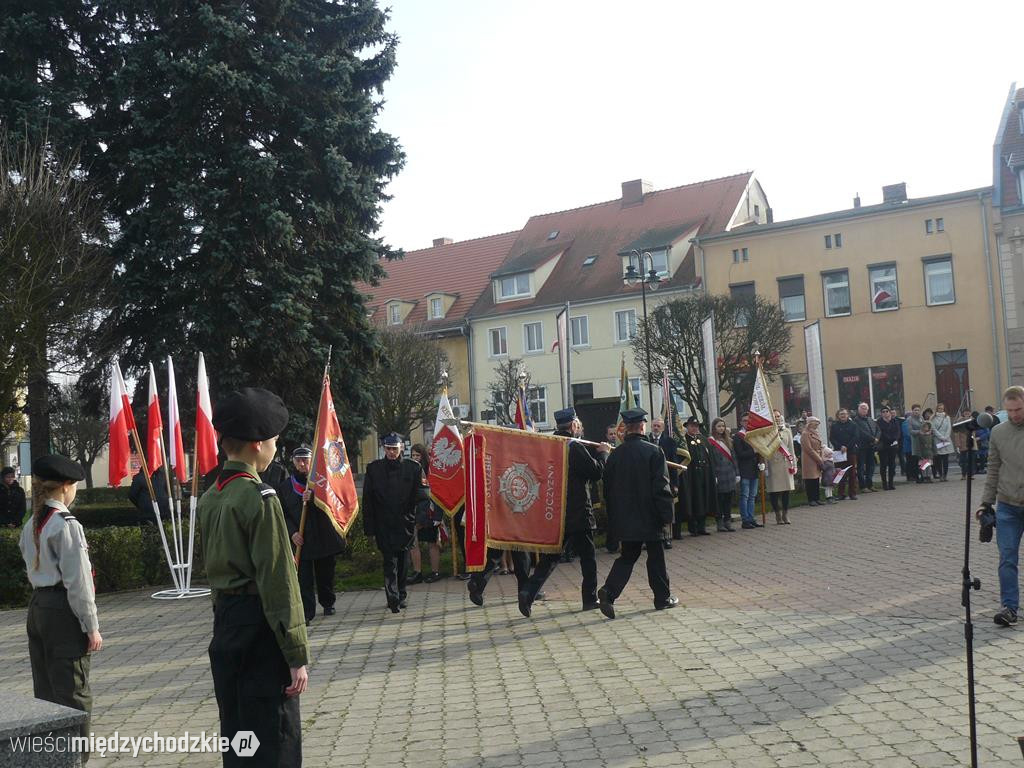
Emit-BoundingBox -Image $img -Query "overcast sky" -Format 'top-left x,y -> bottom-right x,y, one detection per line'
377,1 -> 1023,252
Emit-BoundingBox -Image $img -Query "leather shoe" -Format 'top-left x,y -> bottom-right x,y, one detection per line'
324,606 -> 336,616
518,591 -> 532,618
468,585 -> 483,607
655,596 -> 679,610
664,539 -> 673,549
582,602 -> 600,611
597,587 -> 615,619
399,598 -> 407,609
387,601 -> 400,614
697,530 -> 711,536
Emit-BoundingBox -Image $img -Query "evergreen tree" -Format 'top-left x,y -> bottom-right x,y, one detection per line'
87,0 -> 404,445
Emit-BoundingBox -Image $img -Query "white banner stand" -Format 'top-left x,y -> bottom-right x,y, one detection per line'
151,495 -> 209,600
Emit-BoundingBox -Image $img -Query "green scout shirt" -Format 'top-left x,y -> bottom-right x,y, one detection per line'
198,460 -> 309,667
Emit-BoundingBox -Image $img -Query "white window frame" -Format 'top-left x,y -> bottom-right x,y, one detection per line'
834,233 -> 843,248
628,377 -> 642,409
824,234 -> 833,249
497,273 -> 531,300
868,264 -> 899,312
570,315 -> 590,347
925,219 -> 934,235
429,297 -> 443,319
924,257 -> 955,306
488,326 -> 508,357
647,248 -> 669,276
778,276 -> 805,323
936,217 -> 944,233
614,309 -> 638,343
389,304 -> 401,325
822,270 -> 851,318
523,321 -> 543,354
527,386 -> 548,426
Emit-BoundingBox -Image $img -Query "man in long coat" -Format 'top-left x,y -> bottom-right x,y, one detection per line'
682,416 -> 715,536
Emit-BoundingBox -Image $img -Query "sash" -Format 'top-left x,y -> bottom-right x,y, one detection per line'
708,437 -> 734,462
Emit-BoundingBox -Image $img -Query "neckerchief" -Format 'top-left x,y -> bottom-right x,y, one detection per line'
290,475 -> 306,496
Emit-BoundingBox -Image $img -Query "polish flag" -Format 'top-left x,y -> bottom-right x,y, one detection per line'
108,362 -> 136,487
167,356 -> 187,483
195,353 -> 218,475
873,288 -> 893,307
146,363 -> 164,473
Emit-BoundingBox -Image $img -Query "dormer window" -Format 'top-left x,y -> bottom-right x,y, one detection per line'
430,297 -> 443,319
497,273 -> 531,300
647,248 -> 669,276
389,304 -> 402,325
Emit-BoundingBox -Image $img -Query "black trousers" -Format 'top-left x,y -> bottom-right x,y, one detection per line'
523,530 -> 597,606
878,447 -> 898,488
209,595 -> 301,767
454,510 -> 467,573
804,478 -> 820,503
934,454 -> 950,479
907,454 -> 919,482
297,556 -> 336,621
381,550 -> 408,609
601,540 -> 670,605
469,548 -> 530,594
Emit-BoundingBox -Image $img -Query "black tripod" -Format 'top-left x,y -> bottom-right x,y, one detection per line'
960,429 -> 980,768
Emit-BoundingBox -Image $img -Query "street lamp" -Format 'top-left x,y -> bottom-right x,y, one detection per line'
623,249 -> 664,414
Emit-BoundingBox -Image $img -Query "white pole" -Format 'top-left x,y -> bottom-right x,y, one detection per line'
152,499 -> 181,591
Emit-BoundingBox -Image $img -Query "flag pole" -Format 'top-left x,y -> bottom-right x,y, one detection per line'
566,301 -> 572,407
155,434 -> 185,573
441,372 -> 459,578
131,424 -> 181,592
186,439 -> 200,590
295,346 -> 333,565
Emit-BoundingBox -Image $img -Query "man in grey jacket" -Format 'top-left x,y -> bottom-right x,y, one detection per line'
979,385 -> 1024,626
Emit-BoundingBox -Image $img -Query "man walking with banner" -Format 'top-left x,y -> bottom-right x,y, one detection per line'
597,408 -> 678,618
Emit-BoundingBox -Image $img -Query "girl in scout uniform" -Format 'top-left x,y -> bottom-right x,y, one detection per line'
19,454 -> 102,750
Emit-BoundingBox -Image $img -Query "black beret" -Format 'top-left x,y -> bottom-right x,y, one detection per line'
32,454 -> 86,483
553,406 -> 576,424
621,408 -> 648,424
213,388 -> 289,441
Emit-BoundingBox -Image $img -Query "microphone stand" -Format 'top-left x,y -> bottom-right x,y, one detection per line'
960,427 -> 980,768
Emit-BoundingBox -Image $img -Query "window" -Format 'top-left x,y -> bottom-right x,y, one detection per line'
570,316 -> 589,347
925,219 -> 934,234
582,255 -> 598,267
742,247 -> 749,262
869,264 -> 899,312
572,382 -> 594,402
615,309 -> 637,343
837,365 -> 905,415
648,248 -> 669,276
730,282 -> 755,327
497,273 -> 530,299
754,204 -> 760,219
924,256 -> 955,306
778,276 -> 805,322
822,270 -> 851,317
629,377 -> 642,408
527,386 -> 548,425
523,322 -> 543,354
733,247 -> 749,262
825,234 -> 832,249
834,233 -> 842,248
936,218 -> 944,232
389,304 -> 401,325
488,327 -> 507,357
781,373 -> 810,422
430,297 -> 443,319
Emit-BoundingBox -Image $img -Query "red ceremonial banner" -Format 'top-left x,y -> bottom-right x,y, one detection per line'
466,424 -> 568,560
464,433 -> 488,571
429,391 -> 465,515
310,374 -> 359,536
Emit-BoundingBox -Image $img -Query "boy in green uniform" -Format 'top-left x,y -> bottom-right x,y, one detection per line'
198,387 -> 309,766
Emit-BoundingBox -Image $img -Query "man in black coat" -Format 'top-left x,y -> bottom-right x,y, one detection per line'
279,445 -> 346,625
682,417 -> 715,536
597,408 -> 678,618
517,407 -> 610,617
361,433 -> 420,613
829,408 -> 860,500
0,467 -> 26,527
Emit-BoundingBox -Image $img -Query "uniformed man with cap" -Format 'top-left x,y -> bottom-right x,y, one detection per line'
682,416 -> 715,537
597,408 -> 678,618
279,445 -> 345,625
361,433 -> 421,613
198,387 -> 308,766
516,406 -> 610,617
20,455 -> 100,758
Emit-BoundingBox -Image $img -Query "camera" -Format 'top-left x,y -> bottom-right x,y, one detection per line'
979,505 -> 996,543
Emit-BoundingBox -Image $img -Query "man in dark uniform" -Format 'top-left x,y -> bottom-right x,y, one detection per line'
516,407 -> 611,617
279,445 -> 345,626
682,416 -> 715,537
361,433 -> 420,613
597,409 -> 678,618
0,466 -> 26,526
198,388 -> 309,767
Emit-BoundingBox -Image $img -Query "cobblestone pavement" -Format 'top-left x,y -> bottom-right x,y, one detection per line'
3,478 -> 1024,766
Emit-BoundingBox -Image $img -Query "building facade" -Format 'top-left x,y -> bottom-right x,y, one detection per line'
697,185 -> 1007,421
993,82 -> 1024,384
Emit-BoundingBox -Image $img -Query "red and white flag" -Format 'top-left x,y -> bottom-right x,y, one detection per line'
309,373 -> 360,535
108,362 -> 136,487
195,353 -> 218,476
166,356 -> 187,483
744,363 -> 782,459
429,391 -> 465,516
873,288 -> 893,307
146,363 -> 164,473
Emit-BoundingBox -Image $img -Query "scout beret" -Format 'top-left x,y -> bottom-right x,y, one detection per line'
383,433 -> 403,447
32,454 -> 86,482
621,408 -> 648,424
291,445 -> 313,459
212,387 -> 289,441
553,406 -> 576,424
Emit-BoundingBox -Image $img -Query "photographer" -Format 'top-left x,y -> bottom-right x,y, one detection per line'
978,386 -> 1024,627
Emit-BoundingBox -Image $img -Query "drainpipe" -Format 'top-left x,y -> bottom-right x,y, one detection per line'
464,319 -> 475,419
691,236 -> 707,293
980,192 -> 1003,401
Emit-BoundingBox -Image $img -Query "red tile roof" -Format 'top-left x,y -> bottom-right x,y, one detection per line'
360,231 -> 521,332
468,173 -> 754,319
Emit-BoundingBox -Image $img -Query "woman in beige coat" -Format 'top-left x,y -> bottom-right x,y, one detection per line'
766,409 -> 797,524
801,416 -> 824,506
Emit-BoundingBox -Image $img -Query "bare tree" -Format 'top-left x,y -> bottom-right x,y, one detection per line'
0,132 -> 111,459
51,382 -> 109,488
633,293 -> 793,426
486,358 -> 532,426
369,327 -> 449,440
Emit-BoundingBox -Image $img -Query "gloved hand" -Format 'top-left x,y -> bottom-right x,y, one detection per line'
977,503 -> 996,543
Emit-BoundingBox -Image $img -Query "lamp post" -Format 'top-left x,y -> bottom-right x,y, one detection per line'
623,249 -> 664,413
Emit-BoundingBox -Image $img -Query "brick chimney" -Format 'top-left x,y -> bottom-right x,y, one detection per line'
432,237 -> 454,247
621,179 -> 653,206
881,183 -> 907,204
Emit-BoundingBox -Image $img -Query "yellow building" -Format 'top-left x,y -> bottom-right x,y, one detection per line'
696,184 -> 1007,421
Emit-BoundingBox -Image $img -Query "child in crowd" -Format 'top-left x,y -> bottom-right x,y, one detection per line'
916,421 -> 936,483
